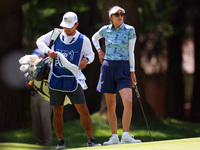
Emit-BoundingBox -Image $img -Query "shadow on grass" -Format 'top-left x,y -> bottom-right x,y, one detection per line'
61,113 -> 200,148
132,118 -> 200,142
0,113 -> 200,149
0,143 -> 55,150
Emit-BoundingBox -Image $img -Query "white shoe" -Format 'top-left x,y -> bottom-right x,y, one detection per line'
121,134 -> 142,144
103,136 -> 120,145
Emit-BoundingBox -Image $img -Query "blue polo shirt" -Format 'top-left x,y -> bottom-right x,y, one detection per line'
98,23 -> 136,61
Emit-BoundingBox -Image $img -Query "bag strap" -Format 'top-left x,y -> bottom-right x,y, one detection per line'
48,28 -> 63,48
34,80 -> 50,98
44,28 -> 63,57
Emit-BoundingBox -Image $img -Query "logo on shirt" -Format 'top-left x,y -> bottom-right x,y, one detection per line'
54,49 -> 78,67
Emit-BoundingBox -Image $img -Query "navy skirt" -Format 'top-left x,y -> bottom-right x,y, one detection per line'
97,60 -> 132,93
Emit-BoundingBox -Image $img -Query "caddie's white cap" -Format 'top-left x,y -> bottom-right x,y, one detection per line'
60,12 -> 78,28
109,6 -> 125,17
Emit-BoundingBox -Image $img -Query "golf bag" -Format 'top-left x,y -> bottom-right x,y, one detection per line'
35,28 -> 63,81
19,28 -> 73,105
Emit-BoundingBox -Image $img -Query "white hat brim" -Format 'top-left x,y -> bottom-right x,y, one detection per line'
109,6 -> 125,16
60,21 -> 75,28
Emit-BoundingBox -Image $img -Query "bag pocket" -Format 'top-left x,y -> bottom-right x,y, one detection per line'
49,73 -> 77,91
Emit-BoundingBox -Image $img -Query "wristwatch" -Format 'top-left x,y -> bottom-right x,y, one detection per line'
84,57 -> 89,62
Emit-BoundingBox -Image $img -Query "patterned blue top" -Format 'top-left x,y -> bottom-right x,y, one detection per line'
99,23 -> 136,61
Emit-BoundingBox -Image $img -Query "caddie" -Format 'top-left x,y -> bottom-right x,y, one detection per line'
36,11 -> 101,149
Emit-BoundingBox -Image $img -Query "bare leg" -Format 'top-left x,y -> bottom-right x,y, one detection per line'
119,88 -> 132,132
104,93 -> 117,134
53,105 -> 64,140
74,104 -> 93,140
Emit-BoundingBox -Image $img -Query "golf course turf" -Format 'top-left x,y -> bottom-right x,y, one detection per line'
0,137 -> 199,150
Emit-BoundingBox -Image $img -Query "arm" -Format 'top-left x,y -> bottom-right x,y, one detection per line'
36,30 -> 57,58
92,32 -> 104,64
129,38 -> 136,72
78,36 -> 95,70
129,38 -> 137,86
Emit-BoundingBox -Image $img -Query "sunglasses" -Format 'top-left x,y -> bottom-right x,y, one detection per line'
112,13 -> 125,17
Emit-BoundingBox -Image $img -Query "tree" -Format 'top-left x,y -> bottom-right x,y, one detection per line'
0,0 -> 30,130
165,1 -> 188,120
190,1 -> 200,122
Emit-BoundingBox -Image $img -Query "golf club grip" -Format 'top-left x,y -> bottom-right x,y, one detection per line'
134,83 -> 140,98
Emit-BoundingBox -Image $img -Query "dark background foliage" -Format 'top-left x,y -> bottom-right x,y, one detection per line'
0,0 -> 200,131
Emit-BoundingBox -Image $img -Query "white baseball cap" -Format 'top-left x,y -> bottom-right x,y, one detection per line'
109,6 -> 125,17
60,12 -> 78,28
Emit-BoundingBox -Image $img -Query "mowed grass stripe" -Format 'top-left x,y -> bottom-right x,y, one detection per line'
72,137 -> 200,150
0,137 -> 200,150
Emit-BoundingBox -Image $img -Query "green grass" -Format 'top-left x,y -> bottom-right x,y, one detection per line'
1,137 -> 200,150
0,113 -> 200,149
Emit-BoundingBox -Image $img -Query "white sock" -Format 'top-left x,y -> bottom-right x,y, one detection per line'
112,134 -> 118,138
122,132 -> 129,138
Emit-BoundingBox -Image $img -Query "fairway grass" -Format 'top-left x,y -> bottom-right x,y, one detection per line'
1,137 -> 200,150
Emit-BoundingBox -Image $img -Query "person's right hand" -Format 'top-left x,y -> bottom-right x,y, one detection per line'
130,72 -> 137,87
47,50 -> 57,58
97,49 -> 105,64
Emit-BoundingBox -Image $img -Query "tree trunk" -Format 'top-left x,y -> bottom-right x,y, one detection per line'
165,1 -> 187,120
0,0 -> 31,130
190,1 -> 200,122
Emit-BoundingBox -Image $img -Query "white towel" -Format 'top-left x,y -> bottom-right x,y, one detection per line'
56,52 -> 88,90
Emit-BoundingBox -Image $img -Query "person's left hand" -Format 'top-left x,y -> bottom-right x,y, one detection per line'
78,58 -> 88,70
130,72 -> 137,87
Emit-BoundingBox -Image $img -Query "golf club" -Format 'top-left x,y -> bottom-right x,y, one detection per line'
133,82 -> 153,141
